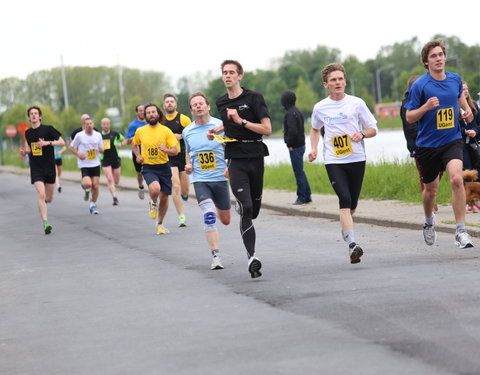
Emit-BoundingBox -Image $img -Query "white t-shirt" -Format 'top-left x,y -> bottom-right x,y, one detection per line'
311,94 -> 378,164
70,130 -> 103,168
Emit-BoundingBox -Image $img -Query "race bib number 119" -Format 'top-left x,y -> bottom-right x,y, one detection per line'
436,107 -> 454,129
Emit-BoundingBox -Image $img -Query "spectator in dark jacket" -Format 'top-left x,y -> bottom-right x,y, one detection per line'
281,90 -> 312,205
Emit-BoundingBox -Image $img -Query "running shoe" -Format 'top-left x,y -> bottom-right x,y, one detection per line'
181,194 -> 189,202
349,242 -> 363,264
57,186 -> 62,193
211,256 -> 224,270
89,204 -> 99,215
235,200 -> 241,215
113,197 -> 119,206
84,189 -> 90,201
138,186 -> 145,200
149,201 -> 158,220
156,223 -> 170,235
248,256 -> 262,278
43,221 -> 52,235
423,224 -> 436,246
455,231 -> 474,249
178,214 -> 187,227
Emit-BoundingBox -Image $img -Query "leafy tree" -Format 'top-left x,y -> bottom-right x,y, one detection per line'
59,106 -> 80,138
295,77 -> 319,118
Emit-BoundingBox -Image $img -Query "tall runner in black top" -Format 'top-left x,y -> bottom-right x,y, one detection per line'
163,93 -> 192,227
214,60 -> 272,278
19,106 -> 66,234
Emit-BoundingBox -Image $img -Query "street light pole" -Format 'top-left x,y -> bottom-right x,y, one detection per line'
375,64 -> 394,104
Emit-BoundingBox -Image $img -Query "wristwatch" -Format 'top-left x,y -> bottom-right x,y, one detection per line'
241,119 -> 248,127
360,131 -> 366,139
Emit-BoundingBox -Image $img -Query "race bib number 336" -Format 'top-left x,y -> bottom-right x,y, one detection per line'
436,107 -> 454,129
198,151 -> 216,170
332,134 -> 352,157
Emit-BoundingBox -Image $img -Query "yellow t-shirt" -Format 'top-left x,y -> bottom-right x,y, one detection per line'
133,124 -> 178,165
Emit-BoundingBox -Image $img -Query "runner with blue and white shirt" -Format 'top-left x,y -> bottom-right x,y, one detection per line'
309,63 -> 378,264
183,92 -> 231,270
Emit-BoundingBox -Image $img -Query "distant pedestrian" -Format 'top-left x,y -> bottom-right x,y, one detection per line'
125,104 -> 147,199
308,63 -> 378,264
281,90 -> 312,205
19,106 -> 65,234
69,116 -> 104,215
53,144 -> 66,193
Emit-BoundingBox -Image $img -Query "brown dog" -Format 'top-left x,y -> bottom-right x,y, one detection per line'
463,169 -> 480,213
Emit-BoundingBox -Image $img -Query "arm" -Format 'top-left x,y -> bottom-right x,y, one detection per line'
308,128 -> 321,162
406,96 -> 439,123
185,152 -> 192,174
226,108 -> 272,136
351,127 -> 377,143
207,123 -> 224,140
69,145 -> 86,160
159,144 -> 179,156
459,92 -> 474,123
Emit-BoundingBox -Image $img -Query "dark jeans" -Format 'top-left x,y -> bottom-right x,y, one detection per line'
289,145 -> 311,202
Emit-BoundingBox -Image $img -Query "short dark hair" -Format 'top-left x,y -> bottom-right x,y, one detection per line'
27,105 -> 42,118
221,60 -> 243,75
144,103 -> 165,124
135,104 -> 144,112
421,40 -> 446,70
163,93 -> 178,102
189,92 -> 210,107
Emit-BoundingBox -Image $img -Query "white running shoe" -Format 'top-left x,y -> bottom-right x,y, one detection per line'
211,256 -> 224,270
138,187 -> 145,200
455,231 -> 474,249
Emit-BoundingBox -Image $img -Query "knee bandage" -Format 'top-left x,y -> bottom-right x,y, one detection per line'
199,199 -> 217,232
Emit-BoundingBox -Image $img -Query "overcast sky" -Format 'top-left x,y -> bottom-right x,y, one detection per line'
2,0 -> 478,84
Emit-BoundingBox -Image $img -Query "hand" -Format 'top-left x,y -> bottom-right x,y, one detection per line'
19,147 -> 26,157
226,108 -> 242,125
308,150 -> 317,162
78,153 -> 86,160
224,168 -> 229,178
37,139 -> 50,148
425,96 -> 440,111
462,109 -> 474,124
351,132 -> 363,143
207,129 -> 215,141
466,130 -> 476,138
185,163 -> 192,175
158,144 -> 167,152
136,155 -> 144,163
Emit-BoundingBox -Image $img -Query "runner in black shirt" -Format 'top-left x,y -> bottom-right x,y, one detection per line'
213,60 -> 272,278
19,106 -> 65,234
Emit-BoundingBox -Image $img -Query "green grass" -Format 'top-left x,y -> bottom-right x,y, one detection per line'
2,150 -> 453,204
264,160 -> 453,205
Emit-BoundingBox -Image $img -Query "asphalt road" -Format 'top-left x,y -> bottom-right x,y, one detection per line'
1,172 -> 480,375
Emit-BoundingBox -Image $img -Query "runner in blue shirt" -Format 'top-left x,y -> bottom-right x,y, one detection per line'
125,104 -> 147,199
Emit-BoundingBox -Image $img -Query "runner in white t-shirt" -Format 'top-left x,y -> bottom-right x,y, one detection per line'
70,117 -> 104,214
308,63 -> 378,264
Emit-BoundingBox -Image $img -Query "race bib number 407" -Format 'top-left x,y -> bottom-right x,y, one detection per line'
436,107 -> 454,129
332,134 -> 352,157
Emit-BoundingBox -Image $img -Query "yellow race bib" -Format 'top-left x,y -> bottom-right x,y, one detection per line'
146,146 -> 161,162
332,134 -> 352,157
86,149 -> 97,160
213,134 -> 237,143
198,151 -> 216,171
31,142 -> 42,156
436,107 -> 454,129
103,139 -> 111,150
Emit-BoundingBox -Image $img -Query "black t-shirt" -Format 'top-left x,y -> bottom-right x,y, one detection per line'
25,124 -> 61,172
102,130 -> 122,160
216,88 -> 270,159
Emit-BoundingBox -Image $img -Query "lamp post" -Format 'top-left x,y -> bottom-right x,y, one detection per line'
375,64 -> 393,104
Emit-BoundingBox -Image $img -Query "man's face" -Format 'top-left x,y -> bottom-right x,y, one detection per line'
222,64 -> 242,89
145,106 -> 160,125
426,46 -> 446,73
101,119 -> 110,132
136,106 -> 145,121
323,70 -> 346,96
28,109 -> 41,124
163,97 -> 177,114
84,119 -> 94,132
190,96 -> 210,119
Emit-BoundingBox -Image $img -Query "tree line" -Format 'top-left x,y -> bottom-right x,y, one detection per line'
1,34 -> 479,142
